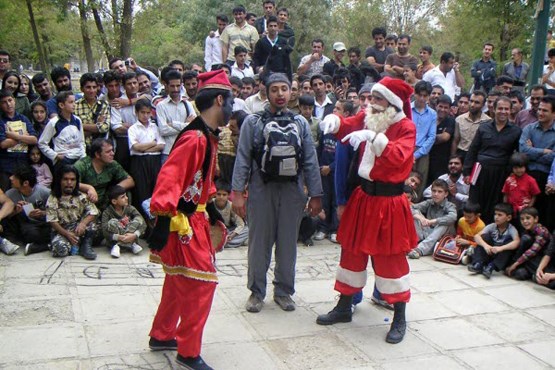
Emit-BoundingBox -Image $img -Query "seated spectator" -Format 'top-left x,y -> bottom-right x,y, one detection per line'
38,91 -> 86,170
0,89 -> 38,190
2,71 -> 31,118
502,153 -> 540,223
101,185 -> 146,258
128,99 -> 164,217
423,154 -> 469,213
534,231 -> 555,289
46,165 -> 98,260
468,203 -> 520,278
4,165 -> 50,256
74,138 -> 134,212
213,180 -> 248,248
408,179 -> 457,258
28,145 -> 52,188
0,188 -> 17,254
456,202 -> 485,265
505,207 -> 551,280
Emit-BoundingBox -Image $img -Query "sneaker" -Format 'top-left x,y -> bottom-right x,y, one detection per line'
482,263 -> 494,279
131,243 -> 143,255
111,244 -> 121,258
370,295 -> 394,310
407,249 -> 420,259
329,233 -> 338,243
245,293 -> 263,313
0,238 -> 19,255
461,255 -> 471,265
274,295 -> 296,311
149,337 -> 177,351
313,231 -> 326,241
24,243 -> 32,256
467,262 -> 483,274
175,354 -> 213,370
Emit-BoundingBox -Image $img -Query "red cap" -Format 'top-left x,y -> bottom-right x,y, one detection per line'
197,69 -> 232,91
372,77 -> 414,120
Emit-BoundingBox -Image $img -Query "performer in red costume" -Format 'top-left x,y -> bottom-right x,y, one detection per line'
147,69 -> 234,370
316,77 -> 417,344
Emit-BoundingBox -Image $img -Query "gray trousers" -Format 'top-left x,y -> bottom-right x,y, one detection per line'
247,172 -> 307,299
414,219 -> 453,256
225,225 -> 249,248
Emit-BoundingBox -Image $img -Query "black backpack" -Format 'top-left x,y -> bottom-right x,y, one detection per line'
254,110 -> 303,182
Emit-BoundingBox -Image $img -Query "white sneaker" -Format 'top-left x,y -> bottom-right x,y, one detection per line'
0,238 -> 19,255
313,231 -> 326,241
131,243 -> 143,255
110,244 -> 121,258
330,233 -> 338,243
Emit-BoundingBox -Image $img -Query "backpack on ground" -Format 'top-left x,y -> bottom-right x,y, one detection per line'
433,235 -> 466,264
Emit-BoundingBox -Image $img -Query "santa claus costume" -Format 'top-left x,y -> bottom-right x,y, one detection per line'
147,70 -> 233,370
316,77 -> 418,344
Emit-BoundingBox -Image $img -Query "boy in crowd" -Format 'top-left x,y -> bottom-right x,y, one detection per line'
298,95 -> 320,146
502,153 -> 540,222
469,203 -> 520,278
535,231 -> 555,289
455,202 -> 485,265
505,207 -> 551,280
46,165 -> 98,260
408,179 -> 457,258
101,185 -> 147,258
213,180 -> 248,248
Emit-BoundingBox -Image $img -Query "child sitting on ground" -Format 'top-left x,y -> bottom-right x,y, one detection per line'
469,203 -> 520,279
101,185 -> 147,258
505,207 -> 551,280
534,231 -> 555,290
28,145 -> 52,188
213,180 -> 248,248
408,179 -> 457,259
502,153 -> 540,226
456,202 -> 486,265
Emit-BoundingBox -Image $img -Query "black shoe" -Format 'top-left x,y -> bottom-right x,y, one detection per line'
175,354 -> 213,370
482,263 -> 494,279
386,302 -> 407,344
316,307 -> 352,325
303,238 -> 314,247
467,262 -> 483,274
79,234 -> 97,260
149,337 -> 177,351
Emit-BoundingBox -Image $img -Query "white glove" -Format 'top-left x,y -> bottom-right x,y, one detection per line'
342,129 -> 377,151
320,114 -> 340,135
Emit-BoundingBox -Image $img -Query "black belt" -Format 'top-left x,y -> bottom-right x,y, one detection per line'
360,179 -> 404,197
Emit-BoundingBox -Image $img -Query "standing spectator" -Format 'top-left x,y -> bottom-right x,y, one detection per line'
254,0 -> 277,35
503,48 -> 529,92
428,95 -> 455,185
346,47 -> 366,92
323,42 -> 346,78
384,34 -> 419,80
31,73 -> 53,102
231,46 -> 255,79
515,85 -> 546,128
46,67 -> 77,118
422,52 -> 465,101
220,5 -> 259,65
493,75 -> 514,95
109,57 -> 160,93
46,165 -> 98,260
428,85 -> 444,110
455,93 -> 470,117
508,90 -> 525,121
183,71 -> 200,103
365,27 -> 394,74
252,16 -> 292,80
311,74 -> 334,120
0,50 -> 11,88
2,71 -> 31,118
543,48 -> 555,95
416,45 -> 435,80
276,7 -> 295,48
218,109 -> 246,186
463,97 -> 521,223
298,39 -> 330,78
502,153 -> 541,220
74,73 -> 110,149
471,43 -> 497,93
244,74 -> 268,113
204,14 -> 228,72
451,91 -> 489,161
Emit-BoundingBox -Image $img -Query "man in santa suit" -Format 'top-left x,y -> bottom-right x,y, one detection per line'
147,69 -> 234,370
316,77 -> 418,344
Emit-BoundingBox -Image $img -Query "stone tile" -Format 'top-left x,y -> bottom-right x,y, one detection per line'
444,266 -> 520,288
527,305 -> 555,327
294,278 -> 338,303
407,258 -> 439,272
2,359 -> 82,370
519,339 -> 555,367
85,319 -> 151,356
0,297 -> 74,326
90,352 -> 175,370
410,270 -> 470,293
453,345 -> 547,370
267,332 -> 370,369
483,285 -> 555,309
2,280 -> 70,300
431,289 -> 510,315
204,311 -> 257,343
380,354 -> 467,370
339,325 -> 438,362
0,324 -> 88,364
311,301 -> 392,328
406,292 -> 457,321
411,318 -> 503,350
468,312 -> 554,343
203,341 -> 279,370
78,292 -> 156,323
242,306 -> 327,340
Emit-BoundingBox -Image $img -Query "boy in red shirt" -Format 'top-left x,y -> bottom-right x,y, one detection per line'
502,153 -> 540,221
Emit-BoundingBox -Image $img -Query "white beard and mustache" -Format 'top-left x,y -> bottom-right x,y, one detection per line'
363,104 -> 400,134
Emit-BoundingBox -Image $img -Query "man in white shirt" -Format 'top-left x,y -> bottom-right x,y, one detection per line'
298,39 -> 330,77
422,52 -> 465,101
204,14 -> 229,72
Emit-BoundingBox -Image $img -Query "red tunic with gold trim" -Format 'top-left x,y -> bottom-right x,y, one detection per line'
149,127 -> 218,284
335,110 -> 418,256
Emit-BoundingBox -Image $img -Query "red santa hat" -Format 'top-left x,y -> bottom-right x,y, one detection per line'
371,77 -> 414,120
197,69 -> 232,91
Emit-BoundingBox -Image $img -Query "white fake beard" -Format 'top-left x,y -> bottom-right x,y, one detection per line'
364,104 -> 397,134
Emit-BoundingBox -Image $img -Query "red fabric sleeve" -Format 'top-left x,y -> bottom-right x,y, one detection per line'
373,119 -> 415,168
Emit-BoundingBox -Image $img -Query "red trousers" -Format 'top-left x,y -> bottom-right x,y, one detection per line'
334,249 -> 410,304
150,274 -> 216,357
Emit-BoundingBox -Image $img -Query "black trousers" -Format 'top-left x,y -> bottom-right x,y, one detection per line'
473,234 -> 514,271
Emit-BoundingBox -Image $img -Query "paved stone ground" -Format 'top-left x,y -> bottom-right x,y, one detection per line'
0,240 -> 554,369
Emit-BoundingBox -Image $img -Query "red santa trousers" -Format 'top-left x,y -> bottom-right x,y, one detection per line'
334,249 -> 410,304
149,274 -> 216,357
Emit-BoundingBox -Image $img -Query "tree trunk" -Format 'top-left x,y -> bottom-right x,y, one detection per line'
119,0 -> 133,58
79,0 -> 95,72
25,0 -> 49,74
91,0 -> 113,61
